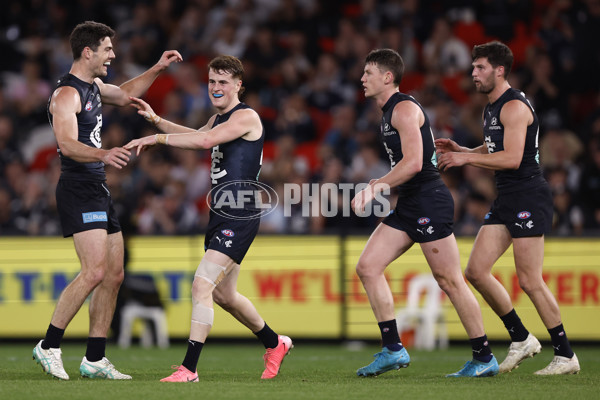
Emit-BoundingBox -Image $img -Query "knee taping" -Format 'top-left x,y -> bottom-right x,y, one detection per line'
195,259 -> 226,286
191,300 -> 214,326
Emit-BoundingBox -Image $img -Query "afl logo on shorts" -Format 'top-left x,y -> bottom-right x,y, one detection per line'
417,217 -> 430,225
85,101 -> 93,111
517,211 -> 531,219
221,229 -> 235,237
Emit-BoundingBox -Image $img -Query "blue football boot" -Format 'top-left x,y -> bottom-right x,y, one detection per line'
357,347 -> 410,377
446,355 -> 499,377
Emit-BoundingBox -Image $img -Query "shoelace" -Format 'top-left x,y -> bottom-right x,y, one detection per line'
169,365 -> 187,378
48,349 -> 63,368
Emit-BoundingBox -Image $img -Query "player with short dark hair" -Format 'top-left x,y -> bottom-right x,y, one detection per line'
125,55 -> 292,382
352,48 -> 498,378
437,41 -> 580,375
32,20 -> 181,380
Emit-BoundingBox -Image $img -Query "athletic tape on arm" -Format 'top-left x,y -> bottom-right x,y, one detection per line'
195,259 -> 227,286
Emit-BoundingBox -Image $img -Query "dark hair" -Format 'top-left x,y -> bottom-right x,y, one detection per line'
208,55 -> 245,96
70,21 -> 115,60
365,48 -> 404,86
471,41 -> 513,78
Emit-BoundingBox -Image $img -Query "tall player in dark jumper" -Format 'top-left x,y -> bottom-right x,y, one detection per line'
351,48 -> 498,378
33,21 -> 181,380
437,41 -> 580,375
125,55 -> 292,382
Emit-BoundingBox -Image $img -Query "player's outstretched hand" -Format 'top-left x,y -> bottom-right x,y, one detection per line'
130,96 -> 160,125
124,135 -> 158,156
156,50 -> 183,71
434,138 -> 461,155
102,147 -> 131,169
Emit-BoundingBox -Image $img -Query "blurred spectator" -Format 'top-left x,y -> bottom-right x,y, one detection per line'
539,128 -> 583,192
322,103 -> 359,166
455,191 -> 490,236
348,143 -> 389,184
546,166 -> 584,236
273,93 -> 316,143
422,17 -> 471,75
261,134 -> 309,186
578,136 -> 600,231
523,50 -> 566,129
136,179 -> 200,235
0,0 -> 599,237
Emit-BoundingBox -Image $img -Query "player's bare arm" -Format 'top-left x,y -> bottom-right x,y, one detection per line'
435,138 -> 488,155
96,50 -> 182,106
125,108 -> 260,155
352,101 -> 422,213
129,96 -> 198,133
50,87 -> 130,169
438,100 -> 529,171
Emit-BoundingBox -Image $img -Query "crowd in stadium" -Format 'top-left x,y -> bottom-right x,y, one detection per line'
1,0 -> 599,236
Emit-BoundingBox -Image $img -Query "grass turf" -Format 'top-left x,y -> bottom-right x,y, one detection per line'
1,342 -> 599,400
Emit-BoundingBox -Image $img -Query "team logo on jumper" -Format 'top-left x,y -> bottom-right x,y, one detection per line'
517,211 -> 531,219
417,217 -> 430,225
85,101 -> 92,111
221,229 -> 235,237
491,117 -> 498,125
82,211 -> 107,223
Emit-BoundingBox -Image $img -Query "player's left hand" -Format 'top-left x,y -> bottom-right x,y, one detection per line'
156,50 -> 183,71
352,184 -> 376,215
124,135 -> 158,156
130,96 -> 160,125
437,152 -> 468,171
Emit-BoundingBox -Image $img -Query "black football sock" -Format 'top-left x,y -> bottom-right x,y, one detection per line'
500,309 -> 529,342
42,324 -> 65,349
378,320 -> 402,351
254,322 -> 279,349
182,339 -> 204,373
85,337 -> 106,362
470,335 -> 493,363
548,324 -> 574,358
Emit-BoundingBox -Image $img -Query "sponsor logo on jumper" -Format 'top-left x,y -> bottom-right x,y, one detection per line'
382,122 -> 397,136
82,211 -> 107,223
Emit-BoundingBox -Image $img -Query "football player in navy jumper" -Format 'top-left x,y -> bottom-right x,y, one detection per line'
125,55 -> 292,382
33,21 -> 181,380
352,48 -> 498,378
437,41 -> 579,375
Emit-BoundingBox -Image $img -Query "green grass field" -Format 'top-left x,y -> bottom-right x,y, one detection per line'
1,342 -> 598,400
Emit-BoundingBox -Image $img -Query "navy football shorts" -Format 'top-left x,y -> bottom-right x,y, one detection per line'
483,184 -> 552,238
56,179 -> 121,238
204,209 -> 260,264
382,181 -> 454,243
